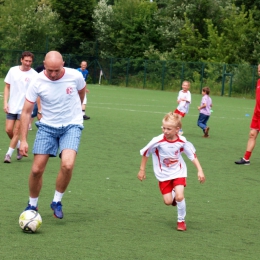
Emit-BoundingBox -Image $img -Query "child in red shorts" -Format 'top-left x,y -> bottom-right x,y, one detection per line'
174,81 -> 191,135
137,112 -> 205,231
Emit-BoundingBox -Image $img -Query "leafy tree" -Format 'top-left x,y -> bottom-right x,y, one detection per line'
185,0 -> 232,36
204,5 -> 257,64
0,0 -> 63,52
151,0 -> 194,52
234,0 -> 260,10
93,0 -> 158,58
174,15 -> 206,62
147,1 -> 258,64
140,0 -> 233,61
50,0 -> 96,54
113,0 -> 158,58
92,0 -> 114,58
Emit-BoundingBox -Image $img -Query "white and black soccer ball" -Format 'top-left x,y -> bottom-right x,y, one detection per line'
19,210 -> 42,233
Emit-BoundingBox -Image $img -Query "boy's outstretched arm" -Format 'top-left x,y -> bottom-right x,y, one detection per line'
192,157 -> 206,183
137,156 -> 148,181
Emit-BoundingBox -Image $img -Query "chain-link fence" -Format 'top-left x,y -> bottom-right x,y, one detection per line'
0,49 -> 258,97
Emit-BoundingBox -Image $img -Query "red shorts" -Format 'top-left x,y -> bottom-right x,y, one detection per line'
250,115 -> 260,131
174,109 -> 186,117
158,178 -> 186,195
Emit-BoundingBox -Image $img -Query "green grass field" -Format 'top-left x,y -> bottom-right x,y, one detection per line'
1,80 -> 260,260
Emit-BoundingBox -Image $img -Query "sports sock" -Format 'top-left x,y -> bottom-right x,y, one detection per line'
6,147 -> 15,157
177,199 -> 186,222
82,110 -> 85,116
16,140 -> 20,149
171,189 -> 176,206
29,197 -> 38,207
53,190 -> 64,203
244,151 -> 251,161
172,189 -> 175,199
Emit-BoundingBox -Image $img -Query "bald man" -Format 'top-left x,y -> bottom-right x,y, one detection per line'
20,51 -> 86,219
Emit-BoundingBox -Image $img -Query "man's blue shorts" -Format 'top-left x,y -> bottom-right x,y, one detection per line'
6,113 -> 21,120
31,103 -> 38,118
33,122 -> 84,157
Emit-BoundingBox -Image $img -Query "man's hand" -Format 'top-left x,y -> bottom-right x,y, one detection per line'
19,141 -> 29,157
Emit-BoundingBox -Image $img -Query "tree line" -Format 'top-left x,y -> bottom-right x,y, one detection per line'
0,0 -> 259,65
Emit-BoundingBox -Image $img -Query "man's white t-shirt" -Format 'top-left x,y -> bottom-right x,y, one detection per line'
140,134 -> 196,181
26,68 -> 86,127
4,66 -> 38,114
176,90 -> 191,114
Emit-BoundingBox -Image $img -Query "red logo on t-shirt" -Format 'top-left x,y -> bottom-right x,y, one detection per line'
66,87 -> 73,94
163,158 -> 178,167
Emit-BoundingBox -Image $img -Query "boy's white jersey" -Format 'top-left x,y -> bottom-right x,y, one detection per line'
140,134 -> 196,181
26,67 -> 85,127
4,66 -> 38,114
177,90 -> 191,114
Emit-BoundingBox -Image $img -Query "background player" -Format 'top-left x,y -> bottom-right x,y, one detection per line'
174,81 -> 191,135
3,51 -> 38,163
197,86 -> 213,137
77,61 -> 90,120
235,64 -> 260,165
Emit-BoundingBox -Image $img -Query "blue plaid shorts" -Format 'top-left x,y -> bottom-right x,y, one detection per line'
33,122 -> 84,157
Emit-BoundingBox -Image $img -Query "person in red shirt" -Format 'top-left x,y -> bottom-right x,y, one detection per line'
235,65 -> 260,165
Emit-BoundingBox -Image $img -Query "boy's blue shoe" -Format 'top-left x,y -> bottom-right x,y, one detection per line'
50,201 -> 63,219
25,204 -> 38,211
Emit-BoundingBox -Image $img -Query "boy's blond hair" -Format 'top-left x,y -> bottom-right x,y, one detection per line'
163,112 -> 182,128
182,80 -> 190,87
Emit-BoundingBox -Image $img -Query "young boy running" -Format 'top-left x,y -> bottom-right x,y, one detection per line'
197,87 -> 212,137
137,112 -> 205,231
174,81 -> 191,135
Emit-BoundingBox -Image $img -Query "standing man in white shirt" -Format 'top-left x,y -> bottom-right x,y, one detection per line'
77,60 -> 90,120
19,51 -> 86,220
3,51 -> 38,163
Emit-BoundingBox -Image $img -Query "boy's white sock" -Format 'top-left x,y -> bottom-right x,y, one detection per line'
177,199 -> 186,222
172,189 -> 176,200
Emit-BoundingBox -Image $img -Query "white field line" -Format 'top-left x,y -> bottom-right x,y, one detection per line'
88,104 -> 250,120
0,91 -> 252,120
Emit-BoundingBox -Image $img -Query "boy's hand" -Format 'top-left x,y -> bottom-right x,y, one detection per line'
137,170 -> 146,181
198,170 -> 205,183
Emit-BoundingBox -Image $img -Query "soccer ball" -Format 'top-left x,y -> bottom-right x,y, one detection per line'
19,210 -> 42,233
